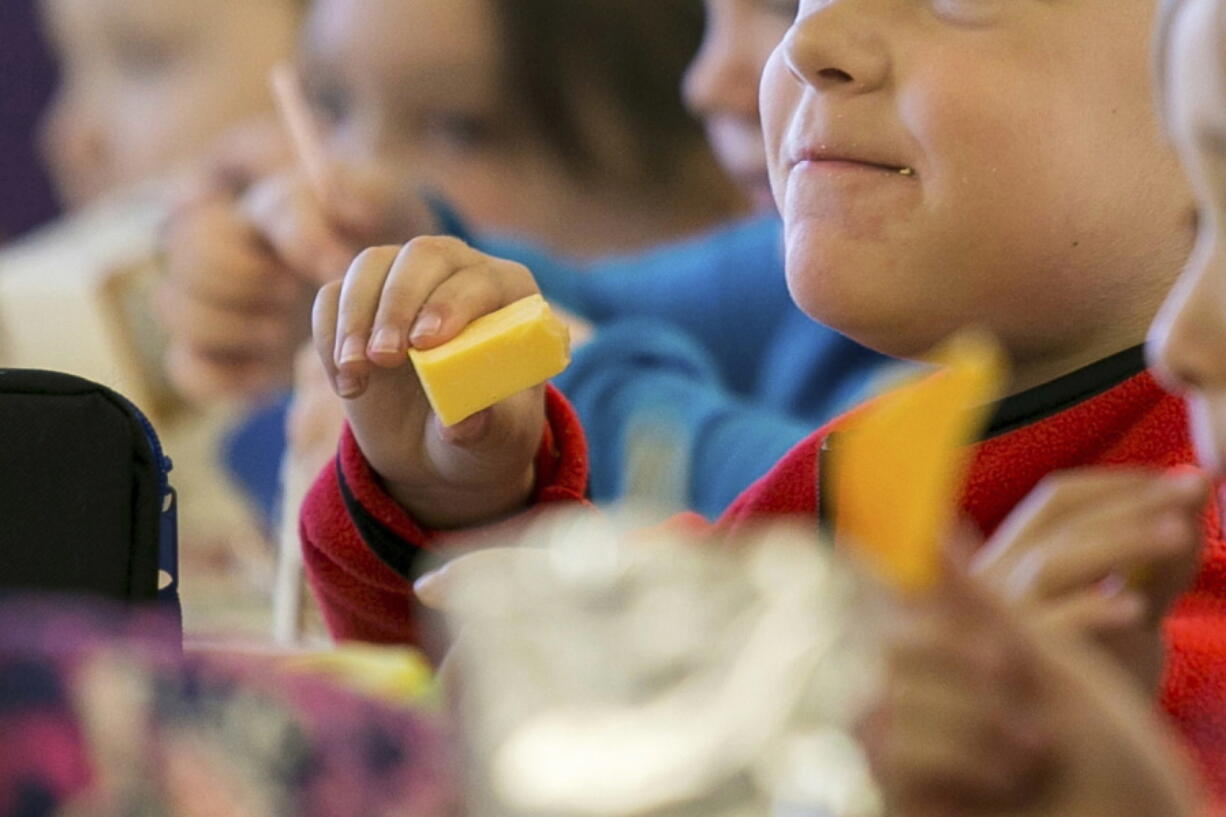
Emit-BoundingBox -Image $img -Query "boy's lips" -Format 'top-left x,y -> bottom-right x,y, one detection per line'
787,146 -> 914,176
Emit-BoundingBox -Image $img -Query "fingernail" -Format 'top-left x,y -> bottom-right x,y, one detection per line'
410,309 -> 442,344
369,327 -> 402,356
336,372 -> 365,398
338,334 -> 367,366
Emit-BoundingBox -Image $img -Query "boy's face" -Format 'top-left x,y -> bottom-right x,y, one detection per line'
1148,0 -> 1226,473
760,0 -> 1193,387
684,0 -> 798,211
39,0 -> 299,208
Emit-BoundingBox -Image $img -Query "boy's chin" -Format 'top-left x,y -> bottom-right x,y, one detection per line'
785,247 -> 956,360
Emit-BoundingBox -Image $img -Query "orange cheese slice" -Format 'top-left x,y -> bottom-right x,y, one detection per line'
409,294 -> 570,426
829,330 -> 1005,594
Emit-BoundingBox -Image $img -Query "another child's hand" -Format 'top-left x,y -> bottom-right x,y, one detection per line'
157,160 -> 430,402
312,238 -> 547,529
157,187 -> 316,401
874,552 -> 1205,817
972,468 -> 1208,691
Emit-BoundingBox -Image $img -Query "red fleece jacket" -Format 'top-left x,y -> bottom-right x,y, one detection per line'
301,351 -> 1226,795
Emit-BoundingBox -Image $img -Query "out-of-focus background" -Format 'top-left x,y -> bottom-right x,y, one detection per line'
0,0 -> 59,242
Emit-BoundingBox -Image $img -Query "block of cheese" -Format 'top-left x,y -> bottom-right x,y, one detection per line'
409,294 -> 571,426
829,330 -> 1004,595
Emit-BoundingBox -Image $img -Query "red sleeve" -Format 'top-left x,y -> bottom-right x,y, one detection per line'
298,386 -> 590,647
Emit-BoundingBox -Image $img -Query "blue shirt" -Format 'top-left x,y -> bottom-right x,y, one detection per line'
477,215 -> 889,517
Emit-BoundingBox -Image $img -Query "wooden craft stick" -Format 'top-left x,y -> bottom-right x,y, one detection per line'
270,63 -> 331,202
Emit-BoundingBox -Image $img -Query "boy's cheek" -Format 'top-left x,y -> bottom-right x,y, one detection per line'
757,52 -> 798,206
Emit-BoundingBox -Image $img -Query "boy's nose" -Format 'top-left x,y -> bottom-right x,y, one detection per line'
1149,246 -> 1226,395
782,4 -> 890,95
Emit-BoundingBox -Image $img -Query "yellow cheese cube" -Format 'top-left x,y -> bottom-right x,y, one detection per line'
409,294 -> 571,426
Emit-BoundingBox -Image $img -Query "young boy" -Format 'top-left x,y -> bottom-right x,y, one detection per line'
300,0 -> 1226,786
38,0 -> 303,209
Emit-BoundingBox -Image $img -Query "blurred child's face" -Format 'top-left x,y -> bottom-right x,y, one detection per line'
1148,0 -> 1226,473
684,0 -> 797,211
760,1 -> 1194,387
39,0 -> 299,208
302,0 -> 651,253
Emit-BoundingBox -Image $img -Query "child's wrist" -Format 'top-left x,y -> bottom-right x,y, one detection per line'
383,464 -> 537,531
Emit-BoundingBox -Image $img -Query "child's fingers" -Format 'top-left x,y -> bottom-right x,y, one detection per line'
332,246 -> 403,394
162,291 -> 293,356
164,345 -> 288,401
997,488 -> 1203,603
1011,468 -> 1163,526
1037,589 -> 1148,637
242,173 -> 359,285
976,472 -> 1206,597
312,280 -> 343,394
170,242 -> 299,310
978,469 -> 1170,568
408,259 -> 539,351
162,199 -> 300,309
365,237 -> 481,367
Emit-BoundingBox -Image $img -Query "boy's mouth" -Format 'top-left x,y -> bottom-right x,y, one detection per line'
788,147 -> 915,177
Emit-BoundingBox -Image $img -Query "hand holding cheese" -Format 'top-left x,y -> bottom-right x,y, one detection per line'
312,237 -> 553,529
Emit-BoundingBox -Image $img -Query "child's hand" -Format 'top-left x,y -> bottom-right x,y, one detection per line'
312,238 -> 548,529
872,553 -> 1053,815
157,163 -> 428,402
157,187 -> 316,401
285,343 -> 347,477
874,550 -> 1205,817
972,469 -> 1208,691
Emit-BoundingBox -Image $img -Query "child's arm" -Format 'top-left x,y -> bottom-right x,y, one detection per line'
308,239 -> 572,529
298,237 -> 605,643
299,385 -> 590,644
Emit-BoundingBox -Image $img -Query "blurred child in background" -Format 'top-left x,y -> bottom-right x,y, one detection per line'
159,0 -> 885,534
0,0 -> 310,638
39,0 -> 302,207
